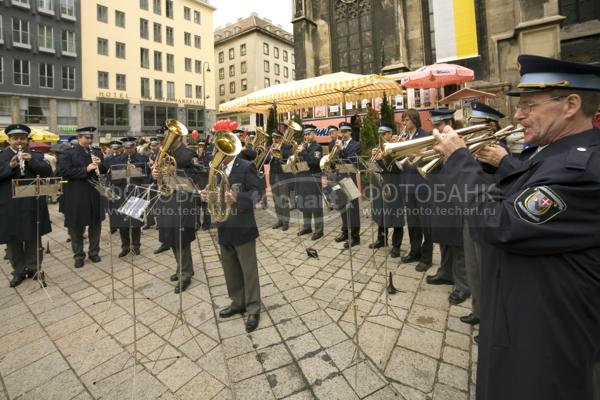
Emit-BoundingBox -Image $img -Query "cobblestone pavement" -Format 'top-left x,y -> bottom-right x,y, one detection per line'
0,201 -> 478,399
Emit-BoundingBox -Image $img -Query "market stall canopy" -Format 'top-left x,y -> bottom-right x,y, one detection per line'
0,132 -> 7,143
219,72 -> 403,113
438,87 -> 496,104
401,63 -> 474,89
29,129 -> 60,142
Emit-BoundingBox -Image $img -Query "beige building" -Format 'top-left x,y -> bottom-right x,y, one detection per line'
214,13 -> 295,131
80,0 -> 216,137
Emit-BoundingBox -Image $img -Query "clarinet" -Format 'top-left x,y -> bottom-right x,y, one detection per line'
17,145 -> 25,176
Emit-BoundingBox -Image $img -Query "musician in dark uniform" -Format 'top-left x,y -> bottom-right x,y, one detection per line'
401,108 -> 433,271
425,109 -> 470,306
296,124 -> 324,240
143,136 -> 160,230
234,130 -> 257,161
267,129 -> 293,231
433,55 -> 600,400
58,127 -> 107,268
195,140 -> 212,230
369,123 -> 404,257
201,147 -> 262,332
104,137 -> 150,257
0,124 -> 52,287
151,129 -> 202,293
332,122 -> 361,248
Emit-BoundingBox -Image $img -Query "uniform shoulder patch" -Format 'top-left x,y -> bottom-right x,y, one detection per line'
514,186 -> 566,224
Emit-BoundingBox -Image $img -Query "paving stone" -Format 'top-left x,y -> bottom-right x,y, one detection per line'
313,322 -> 348,348
266,364 -> 307,399
442,346 -> 470,369
343,361 -> 387,398
234,374 -> 276,400
396,324 -> 444,359
312,375 -> 359,400
432,383 -> 468,400
287,332 -> 322,360
445,331 -> 471,351
157,356 -> 202,391
385,347 -> 437,393
227,351 -> 264,382
251,325 -> 283,349
297,350 -> 339,385
300,309 -> 332,331
357,321 -> 399,370
3,352 -> 70,399
256,343 -> 294,372
437,362 -> 469,391
407,304 -> 448,332
0,335 -> 56,376
176,370 -> 226,400
21,369 -> 87,400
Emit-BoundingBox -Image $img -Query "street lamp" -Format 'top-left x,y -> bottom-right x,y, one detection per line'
202,62 -> 211,139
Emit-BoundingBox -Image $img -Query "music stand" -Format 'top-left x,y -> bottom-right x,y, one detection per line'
12,176 -> 63,300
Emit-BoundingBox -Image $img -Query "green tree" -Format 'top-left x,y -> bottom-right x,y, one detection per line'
359,117 -> 378,157
266,105 -> 277,134
380,93 -> 395,132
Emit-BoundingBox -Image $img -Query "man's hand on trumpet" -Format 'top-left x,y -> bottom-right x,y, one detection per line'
475,144 -> 508,167
432,126 -> 466,161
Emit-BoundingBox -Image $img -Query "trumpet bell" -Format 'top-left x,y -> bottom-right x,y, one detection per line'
284,119 -> 302,132
214,131 -> 242,156
319,154 -> 330,170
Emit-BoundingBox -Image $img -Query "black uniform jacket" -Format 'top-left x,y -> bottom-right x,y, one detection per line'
295,141 -> 323,213
440,128 -> 600,400
266,143 -> 293,186
0,148 -> 52,243
58,145 -> 107,228
369,158 -> 404,228
217,158 -> 259,246
155,143 -> 202,247
104,152 -> 150,228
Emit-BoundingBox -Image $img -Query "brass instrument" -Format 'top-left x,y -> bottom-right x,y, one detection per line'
252,127 -> 271,177
319,140 -> 340,172
155,119 -> 187,196
285,137 -> 310,174
17,145 -> 25,176
415,125 -> 524,177
273,120 -> 302,159
206,131 -> 242,222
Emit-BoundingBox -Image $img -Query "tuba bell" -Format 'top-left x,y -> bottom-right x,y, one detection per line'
252,127 -> 271,177
155,119 -> 187,196
207,130 -> 242,222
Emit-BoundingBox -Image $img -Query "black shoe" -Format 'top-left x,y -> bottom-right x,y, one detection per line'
343,237 -> 360,249
368,240 -> 385,249
281,225 -> 289,232
297,228 -> 312,236
118,249 -> 130,258
89,255 -> 101,263
170,274 -> 179,282
110,228 -> 117,234
174,279 -> 191,294
390,247 -> 400,258
474,335 -> 479,344
311,232 -> 323,240
272,222 -> 283,229
201,224 -> 211,231
415,261 -> 432,272
24,268 -> 35,279
401,254 -> 420,263
153,244 -> 170,254
32,270 -> 45,281
219,306 -> 246,318
426,274 -> 453,285
245,314 -> 260,332
460,314 -> 480,325
9,275 -> 25,288
449,289 -> 470,305
334,233 -> 348,243
132,248 -> 141,256
74,259 -> 84,268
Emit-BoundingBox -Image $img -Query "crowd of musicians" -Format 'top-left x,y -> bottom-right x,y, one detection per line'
0,54 -> 599,400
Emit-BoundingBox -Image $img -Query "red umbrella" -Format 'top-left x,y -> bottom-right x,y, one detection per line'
29,142 -> 50,153
401,63 -> 474,89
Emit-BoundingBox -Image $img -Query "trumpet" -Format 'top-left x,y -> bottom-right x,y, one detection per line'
320,139 -> 340,172
274,119 -> 302,159
415,125 -> 524,177
252,127 -> 271,177
206,131 -> 242,222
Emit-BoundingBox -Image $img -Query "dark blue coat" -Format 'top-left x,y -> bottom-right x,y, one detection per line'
368,159 -> 404,228
295,141 -> 323,212
0,148 -> 52,243
217,158 -> 259,246
441,128 -> 600,400
267,143 -> 293,185
57,145 -> 107,228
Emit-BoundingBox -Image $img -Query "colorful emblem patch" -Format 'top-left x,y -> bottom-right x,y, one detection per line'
514,186 -> 566,224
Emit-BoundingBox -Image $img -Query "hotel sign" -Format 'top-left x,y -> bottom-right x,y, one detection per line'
97,92 -> 205,106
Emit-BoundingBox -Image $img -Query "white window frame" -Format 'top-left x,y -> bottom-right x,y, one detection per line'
153,22 -> 161,43
183,6 -> 191,20
193,10 -> 200,24
194,35 -> 201,49
38,24 -> 54,53
97,37 -> 108,56
166,81 -> 175,100
185,84 -> 192,98
38,0 -> 54,15
39,63 -> 54,89
195,60 -> 201,74
195,85 -> 202,99
61,30 -> 76,56
184,32 -> 191,46
154,79 -> 163,99
14,59 -> 30,86
167,54 -> 174,73
13,0 -> 31,10
141,78 -> 150,98
241,78 -> 247,91
166,26 -> 174,46
98,71 -> 109,89
12,18 -> 31,49
0,16 -> 3,44
97,4 -> 108,23
116,74 -> 126,90
0,57 -> 4,85
60,0 -> 75,20
116,42 -> 126,59
62,65 -> 76,91
184,58 -> 191,72
154,51 -> 162,71
115,10 -> 126,28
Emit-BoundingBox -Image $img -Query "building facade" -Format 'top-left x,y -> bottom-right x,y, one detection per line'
0,0 -> 82,133
80,0 -> 216,138
214,13 -> 295,131
293,0 -> 599,116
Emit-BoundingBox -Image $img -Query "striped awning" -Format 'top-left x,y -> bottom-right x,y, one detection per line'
219,71 -> 403,113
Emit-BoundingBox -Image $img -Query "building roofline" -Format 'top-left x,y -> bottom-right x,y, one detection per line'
215,26 -> 294,46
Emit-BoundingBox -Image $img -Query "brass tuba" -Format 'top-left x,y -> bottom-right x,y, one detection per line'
252,127 -> 271,177
207,131 -> 242,222
155,119 -> 187,196
273,120 -> 302,159
319,141 -> 339,172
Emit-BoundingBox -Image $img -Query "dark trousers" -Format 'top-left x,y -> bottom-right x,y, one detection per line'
172,245 -> 194,280
68,223 -> 101,260
303,208 -> 324,235
593,358 -> 600,400
463,219 -> 482,317
196,201 -> 211,228
119,227 -> 141,251
405,193 -> 433,264
340,198 -> 360,239
435,244 -> 469,293
220,240 -> 261,314
377,226 -> 403,248
145,211 -> 156,227
7,239 -> 42,278
271,179 -> 291,226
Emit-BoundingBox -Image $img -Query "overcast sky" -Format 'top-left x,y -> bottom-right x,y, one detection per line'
212,0 -> 294,33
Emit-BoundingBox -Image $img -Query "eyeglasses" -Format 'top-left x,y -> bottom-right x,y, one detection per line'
516,96 -> 566,114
